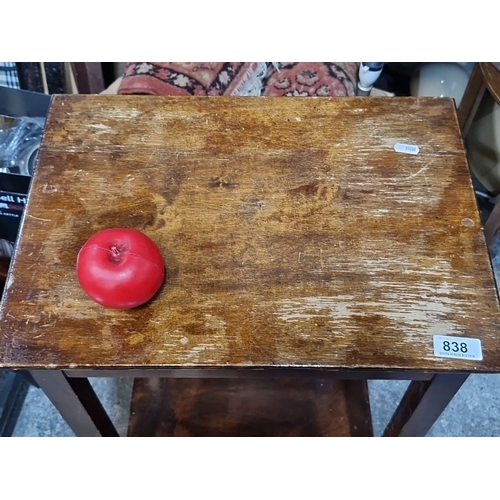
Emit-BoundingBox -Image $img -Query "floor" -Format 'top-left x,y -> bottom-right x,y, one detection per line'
7,374 -> 500,436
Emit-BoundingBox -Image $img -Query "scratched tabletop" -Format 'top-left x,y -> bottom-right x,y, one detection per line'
1,95 -> 499,372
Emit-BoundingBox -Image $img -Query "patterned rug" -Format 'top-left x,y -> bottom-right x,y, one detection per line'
118,62 -> 359,97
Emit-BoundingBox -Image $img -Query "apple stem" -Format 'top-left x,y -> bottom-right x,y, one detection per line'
108,243 -> 128,263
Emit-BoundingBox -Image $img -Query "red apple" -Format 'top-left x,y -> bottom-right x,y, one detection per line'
76,228 -> 164,309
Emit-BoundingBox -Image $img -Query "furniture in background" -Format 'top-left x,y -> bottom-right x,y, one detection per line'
8,63 -> 122,96
1,95 -> 498,437
70,63 -> 105,94
458,63 -> 500,245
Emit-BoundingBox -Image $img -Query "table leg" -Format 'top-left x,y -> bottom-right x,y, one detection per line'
382,374 -> 469,437
30,370 -> 119,437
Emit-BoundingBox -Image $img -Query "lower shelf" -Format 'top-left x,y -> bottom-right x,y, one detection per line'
128,377 -> 373,437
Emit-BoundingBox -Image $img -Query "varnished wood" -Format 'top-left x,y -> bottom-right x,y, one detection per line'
64,368 -> 434,380
128,377 -> 373,437
383,373 -> 468,437
1,95 -> 499,374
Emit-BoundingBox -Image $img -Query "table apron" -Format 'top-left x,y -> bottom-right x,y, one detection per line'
63,368 -> 438,380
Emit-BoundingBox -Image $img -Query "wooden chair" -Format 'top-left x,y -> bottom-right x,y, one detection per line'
458,62 -> 500,245
70,63 -> 105,94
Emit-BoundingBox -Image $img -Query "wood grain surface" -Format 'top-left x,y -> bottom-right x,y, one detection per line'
128,377 -> 373,436
1,95 -> 499,372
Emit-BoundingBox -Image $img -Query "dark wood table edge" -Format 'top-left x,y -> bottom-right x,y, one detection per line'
24,368 -> 473,438
63,368 -> 436,380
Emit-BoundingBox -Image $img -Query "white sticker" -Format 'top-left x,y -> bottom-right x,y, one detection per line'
433,335 -> 483,361
394,143 -> 420,155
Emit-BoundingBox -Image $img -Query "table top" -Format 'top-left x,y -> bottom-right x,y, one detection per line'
1,95 -> 499,372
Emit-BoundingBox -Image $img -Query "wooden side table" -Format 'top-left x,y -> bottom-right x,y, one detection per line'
1,95 -> 499,437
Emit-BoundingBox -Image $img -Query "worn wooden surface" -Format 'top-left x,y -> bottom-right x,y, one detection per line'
1,95 -> 499,372
128,377 -> 373,436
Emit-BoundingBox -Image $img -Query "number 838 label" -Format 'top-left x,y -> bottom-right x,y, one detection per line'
433,335 -> 483,361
